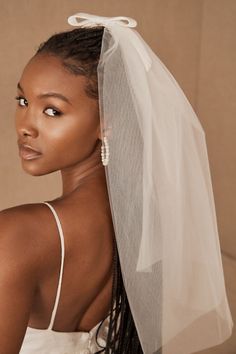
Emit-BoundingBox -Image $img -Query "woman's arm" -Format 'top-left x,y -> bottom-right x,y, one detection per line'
0,209 -> 39,354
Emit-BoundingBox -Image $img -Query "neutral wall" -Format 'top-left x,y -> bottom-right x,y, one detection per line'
0,1 -> 235,352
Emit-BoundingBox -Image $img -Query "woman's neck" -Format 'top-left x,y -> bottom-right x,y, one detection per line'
60,139 -> 105,198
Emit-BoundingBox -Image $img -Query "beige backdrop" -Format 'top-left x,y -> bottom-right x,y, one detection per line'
0,0 -> 235,353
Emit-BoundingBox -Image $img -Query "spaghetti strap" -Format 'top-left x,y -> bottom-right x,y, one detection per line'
42,201 -> 65,330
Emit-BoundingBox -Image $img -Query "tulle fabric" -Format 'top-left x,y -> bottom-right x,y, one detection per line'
68,13 -> 234,354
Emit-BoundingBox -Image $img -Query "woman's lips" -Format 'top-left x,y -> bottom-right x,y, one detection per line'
19,146 -> 42,160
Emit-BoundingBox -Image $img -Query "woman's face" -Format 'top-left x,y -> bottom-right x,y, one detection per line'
15,53 -> 101,176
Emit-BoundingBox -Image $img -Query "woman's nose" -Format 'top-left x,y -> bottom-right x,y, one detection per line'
15,109 -> 38,138
20,128 -> 36,138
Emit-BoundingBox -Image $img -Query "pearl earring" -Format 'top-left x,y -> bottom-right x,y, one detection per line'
101,136 -> 109,166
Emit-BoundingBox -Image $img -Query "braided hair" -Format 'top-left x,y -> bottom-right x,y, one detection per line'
35,27 -> 143,353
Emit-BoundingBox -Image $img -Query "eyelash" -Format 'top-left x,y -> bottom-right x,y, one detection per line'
14,96 -> 62,117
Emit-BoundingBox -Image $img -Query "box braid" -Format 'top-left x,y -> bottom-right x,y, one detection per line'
35,27 -> 144,353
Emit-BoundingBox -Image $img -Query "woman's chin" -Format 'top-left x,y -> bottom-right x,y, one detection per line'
21,166 -> 46,176
20,157 -> 54,176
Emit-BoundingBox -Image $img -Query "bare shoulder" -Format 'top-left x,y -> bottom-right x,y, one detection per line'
0,202 -> 46,239
0,203 -> 47,282
0,203 -> 47,353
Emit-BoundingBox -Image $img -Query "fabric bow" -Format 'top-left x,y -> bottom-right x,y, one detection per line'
67,12 -> 137,28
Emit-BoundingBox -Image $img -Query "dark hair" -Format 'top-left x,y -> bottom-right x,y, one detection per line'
36,27 -> 143,353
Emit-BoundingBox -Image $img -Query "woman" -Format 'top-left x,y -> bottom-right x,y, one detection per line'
0,24 -> 143,354
0,11 -> 233,354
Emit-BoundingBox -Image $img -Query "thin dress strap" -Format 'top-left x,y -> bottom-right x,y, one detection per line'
42,201 -> 65,330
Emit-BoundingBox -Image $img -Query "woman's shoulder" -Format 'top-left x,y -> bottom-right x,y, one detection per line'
0,202 -> 48,275
0,202 -> 46,235
0,203 -> 47,353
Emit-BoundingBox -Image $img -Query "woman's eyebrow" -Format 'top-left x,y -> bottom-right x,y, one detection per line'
37,92 -> 72,105
16,82 -> 72,105
17,82 -> 24,92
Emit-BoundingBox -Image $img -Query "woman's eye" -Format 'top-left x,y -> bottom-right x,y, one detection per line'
15,96 -> 28,107
14,96 -> 62,117
44,107 -> 62,117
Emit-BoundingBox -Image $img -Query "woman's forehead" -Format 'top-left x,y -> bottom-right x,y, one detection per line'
19,54 -> 88,101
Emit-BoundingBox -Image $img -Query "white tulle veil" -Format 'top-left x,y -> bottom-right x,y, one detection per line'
67,12 -> 234,354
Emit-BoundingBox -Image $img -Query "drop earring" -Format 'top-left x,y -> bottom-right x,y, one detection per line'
101,136 -> 109,166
